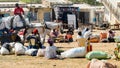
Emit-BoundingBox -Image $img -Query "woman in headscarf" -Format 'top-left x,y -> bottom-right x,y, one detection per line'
44,37 -> 57,59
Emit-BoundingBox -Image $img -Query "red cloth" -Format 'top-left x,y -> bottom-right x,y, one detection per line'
33,28 -> 38,34
65,34 -> 72,39
14,7 -> 24,15
100,33 -> 107,40
18,29 -> 26,35
18,31 -> 24,35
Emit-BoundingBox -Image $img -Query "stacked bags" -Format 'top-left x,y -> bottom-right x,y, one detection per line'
0,42 -> 26,55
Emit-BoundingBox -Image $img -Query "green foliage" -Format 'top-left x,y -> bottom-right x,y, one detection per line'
2,0 -> 102,5
70,0 -> 102,5
114,43 -> 120,59
0,0 -> 19,2
20,0 -> 41,3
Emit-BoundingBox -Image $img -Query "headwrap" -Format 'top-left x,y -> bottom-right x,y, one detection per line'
48,38 -> 53,45
32,28 -> 38,34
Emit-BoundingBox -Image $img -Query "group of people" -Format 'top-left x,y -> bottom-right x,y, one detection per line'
1,3 -> 116,59
50,27 -> 74,43
76,25 -> 116,43
22,27 -> 74,59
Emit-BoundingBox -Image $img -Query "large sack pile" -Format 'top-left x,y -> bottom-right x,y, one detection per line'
86,51 -> 108,60
13,16 -> 29,29
0,16 -> 13,30
61,47 -> 86,58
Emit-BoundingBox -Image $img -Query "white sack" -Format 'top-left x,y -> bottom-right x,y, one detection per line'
61,47 -> 86,58
9,42 -> 14,47
17,22 -> 23,28
1,16 -> 13,30
37,49 -> 45,57
10,48 -> 15,54
0,47 -> 9,55
25,49 -> 37,56
24,46 -> 28,51
14,43 -> 25,55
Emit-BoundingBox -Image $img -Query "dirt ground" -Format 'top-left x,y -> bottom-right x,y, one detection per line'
0,29 -> 120,68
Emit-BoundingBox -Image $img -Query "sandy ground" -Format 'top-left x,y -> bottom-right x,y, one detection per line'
0,29 -> 120,68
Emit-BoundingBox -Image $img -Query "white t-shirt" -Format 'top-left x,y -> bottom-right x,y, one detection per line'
83,30 -> 92,39
77,35 -> 83,39
45,45 -> 57,59
82,28 -> 87,36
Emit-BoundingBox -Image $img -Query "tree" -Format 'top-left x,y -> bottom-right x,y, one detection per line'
20,0 -> 41,3
70,0 -> 102,5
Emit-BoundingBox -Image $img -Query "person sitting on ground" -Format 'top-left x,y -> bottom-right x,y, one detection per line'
65,31 -> 73,42
50,28 -> 62,42
77,31 -> 83,39
68,26 -> 74,35
9,29 -> 22,43
108,29 -> 115,42
50,29 -> 59,38
26,28 -> 42,49
45,38 -> 57,59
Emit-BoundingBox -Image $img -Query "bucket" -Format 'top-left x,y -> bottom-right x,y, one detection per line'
87,44 -> 92,52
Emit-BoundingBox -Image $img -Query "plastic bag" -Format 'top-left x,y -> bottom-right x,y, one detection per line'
14,43 -> 25,55
37,49 -> 45,57
86,51 -> 108,60
25,49 -> 37,56
0,47 -> 9,55
61,47 -> 86,58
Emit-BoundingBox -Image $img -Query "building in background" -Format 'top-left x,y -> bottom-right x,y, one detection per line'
0,0 -> 105,29
101,0 -> 120,25
26,4 -> 47,22
51,3 -> 104,29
